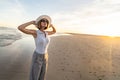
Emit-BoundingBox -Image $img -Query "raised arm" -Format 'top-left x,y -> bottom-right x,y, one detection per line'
18,21 -> 37,37
46,24 -> 56,35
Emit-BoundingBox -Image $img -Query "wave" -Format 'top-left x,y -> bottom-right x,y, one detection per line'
0,27 -> 22,47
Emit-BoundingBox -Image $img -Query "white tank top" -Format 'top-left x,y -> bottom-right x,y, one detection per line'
34,30 -> 50,54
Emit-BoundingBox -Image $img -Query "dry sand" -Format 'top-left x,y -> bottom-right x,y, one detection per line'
0,33 -> 120,80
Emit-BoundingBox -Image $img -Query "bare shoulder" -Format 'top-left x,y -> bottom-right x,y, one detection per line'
30,30 -> 37,38
23,29 -> 37,38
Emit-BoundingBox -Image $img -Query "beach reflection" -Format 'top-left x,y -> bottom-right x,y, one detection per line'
0,36 -> 35,80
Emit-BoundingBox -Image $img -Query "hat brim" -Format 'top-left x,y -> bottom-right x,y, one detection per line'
35,15 -> 51,26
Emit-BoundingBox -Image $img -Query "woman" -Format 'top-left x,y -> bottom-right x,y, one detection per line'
18,15 -> 56,80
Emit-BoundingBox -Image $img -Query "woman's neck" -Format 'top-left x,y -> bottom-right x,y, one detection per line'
39,29 -> 46,37
39,29 -> 45,32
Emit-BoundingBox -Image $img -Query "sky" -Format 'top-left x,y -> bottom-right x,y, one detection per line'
0,0 -> 120,36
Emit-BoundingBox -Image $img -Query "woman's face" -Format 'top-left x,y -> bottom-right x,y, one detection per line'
39,19 -> 49,28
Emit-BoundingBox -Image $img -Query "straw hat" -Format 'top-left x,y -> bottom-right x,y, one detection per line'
35,15 -> 52,26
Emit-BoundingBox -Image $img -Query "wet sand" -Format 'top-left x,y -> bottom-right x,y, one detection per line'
0,34 -> 120,80
0,37 -> 35,80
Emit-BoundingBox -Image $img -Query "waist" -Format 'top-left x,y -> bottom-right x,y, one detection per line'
35,46 -> 48,54
34,51 -> 48,59
34,50 -> 47,54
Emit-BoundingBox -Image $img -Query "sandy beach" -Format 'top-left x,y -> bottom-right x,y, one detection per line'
47,34 -> 120,80
0,32 -> 120,80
